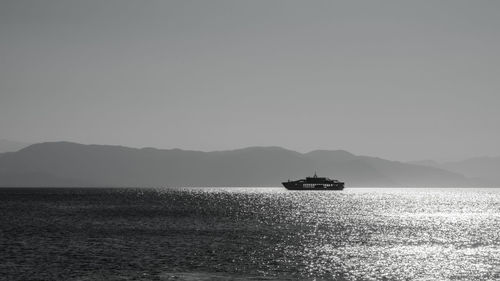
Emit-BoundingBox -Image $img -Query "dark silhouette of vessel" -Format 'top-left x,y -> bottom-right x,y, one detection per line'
282,173 -> 344,190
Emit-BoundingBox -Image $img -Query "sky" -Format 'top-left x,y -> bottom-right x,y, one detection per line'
1,0 -> 499,161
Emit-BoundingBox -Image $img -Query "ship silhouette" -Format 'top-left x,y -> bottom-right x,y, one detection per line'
282,172 -> 344,190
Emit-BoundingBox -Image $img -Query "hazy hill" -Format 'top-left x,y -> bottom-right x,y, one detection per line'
0,139 -> 30,153
407,160 -> 441,168
408,157 -> 500,186
0,142 -> 471,187
439,157 -> 500,186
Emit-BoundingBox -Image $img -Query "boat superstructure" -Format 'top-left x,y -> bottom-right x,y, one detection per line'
282,173 -> 344,190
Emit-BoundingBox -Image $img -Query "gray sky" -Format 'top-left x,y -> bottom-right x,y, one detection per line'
1,0 -> 499,161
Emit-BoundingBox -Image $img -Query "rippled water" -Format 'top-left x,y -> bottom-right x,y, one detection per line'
0,187 -> 499,280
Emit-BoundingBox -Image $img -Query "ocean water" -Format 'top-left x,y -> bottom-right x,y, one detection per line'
0,187 -> 499,281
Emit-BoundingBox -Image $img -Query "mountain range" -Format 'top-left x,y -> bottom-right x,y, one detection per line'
1,141 -> 493,187
409,157 -> 500,187
0,139 -> 30,153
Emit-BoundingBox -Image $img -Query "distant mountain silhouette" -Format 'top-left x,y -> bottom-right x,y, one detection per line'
438,157 -> 500,186
407,159 -> 441,168
408,157 -> 500,187
0,139 -> 30,153
0,142 -> 472,187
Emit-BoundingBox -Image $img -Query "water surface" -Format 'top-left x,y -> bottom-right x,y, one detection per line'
0,187 -> 498,280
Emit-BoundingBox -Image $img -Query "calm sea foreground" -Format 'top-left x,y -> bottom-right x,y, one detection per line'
0,187 -> 499,281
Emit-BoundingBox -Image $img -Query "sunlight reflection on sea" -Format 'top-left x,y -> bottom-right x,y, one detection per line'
0,187 -> 498,280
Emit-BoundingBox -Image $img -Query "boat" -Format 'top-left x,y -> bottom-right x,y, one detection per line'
282,173 -> 344,190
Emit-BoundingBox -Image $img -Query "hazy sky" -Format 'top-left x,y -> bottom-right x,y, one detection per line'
1,0 -> 499,161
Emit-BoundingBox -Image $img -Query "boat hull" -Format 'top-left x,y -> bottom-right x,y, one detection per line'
282,182 -> 344,190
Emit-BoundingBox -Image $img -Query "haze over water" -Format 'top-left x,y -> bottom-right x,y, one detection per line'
1,187 -> 498,280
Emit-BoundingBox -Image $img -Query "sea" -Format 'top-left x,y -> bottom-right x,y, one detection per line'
0,187 -> 498,281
